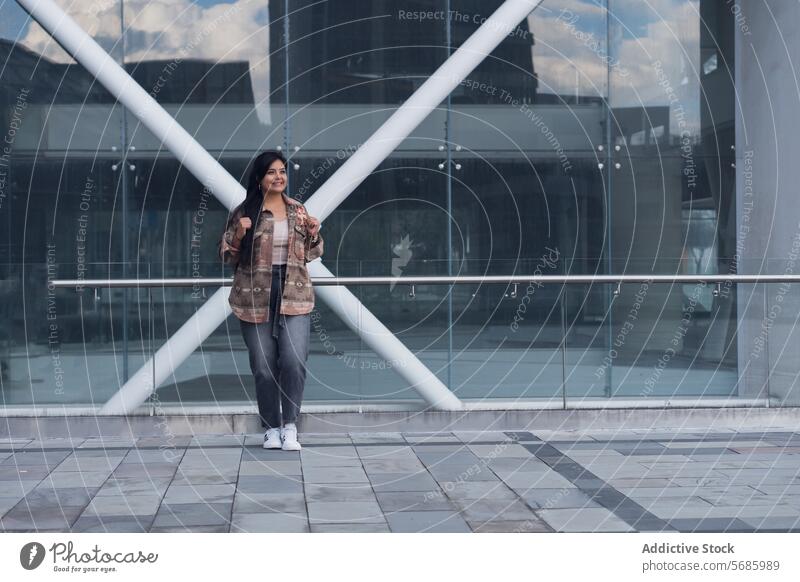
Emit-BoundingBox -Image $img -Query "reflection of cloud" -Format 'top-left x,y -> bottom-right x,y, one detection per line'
530,0 -> 614,98
611,0 -> 701,135
529,0 -> 701,135
21,0 -> 272,123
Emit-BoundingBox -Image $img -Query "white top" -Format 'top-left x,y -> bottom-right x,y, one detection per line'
271,218 -> 289,265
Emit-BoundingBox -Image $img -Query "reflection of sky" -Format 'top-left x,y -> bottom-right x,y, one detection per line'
6,0 -> 273,124
3,0 -> 714,138
0,3 -> 31,43
531,0 -> 704,137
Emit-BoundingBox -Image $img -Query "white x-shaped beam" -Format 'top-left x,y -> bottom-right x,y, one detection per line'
17,0 -> 543,414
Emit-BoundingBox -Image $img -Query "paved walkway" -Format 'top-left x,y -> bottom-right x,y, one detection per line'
1,428 -> 800,532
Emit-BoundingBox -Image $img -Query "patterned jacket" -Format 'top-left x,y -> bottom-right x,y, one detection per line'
219,192 -> 323,323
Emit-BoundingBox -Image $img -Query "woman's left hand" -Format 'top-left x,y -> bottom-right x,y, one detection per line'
307,216 -> 321,238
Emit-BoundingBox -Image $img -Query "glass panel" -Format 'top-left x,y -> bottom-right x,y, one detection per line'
566,279 -> 739,402
299,156 -> 447,403
450,0 -> 607,153
123,0 -> 279,153
2,262 -> 129,407
0,1 -> 128,406
760,265 -> 800,407
129,157 -> 248,405
285,0 -> 448,153
608,0 -> 735,157
451,277 -> 565,401
347,281 -> 443,405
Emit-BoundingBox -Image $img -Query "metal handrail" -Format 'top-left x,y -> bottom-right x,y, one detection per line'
51,274 -> 800,289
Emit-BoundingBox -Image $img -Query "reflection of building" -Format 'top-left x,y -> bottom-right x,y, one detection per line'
125,60 -> 256,105
271,0 -> 537,105
450,0 -> 537,104
0,40 -> 256,106
0,39 -> 111,103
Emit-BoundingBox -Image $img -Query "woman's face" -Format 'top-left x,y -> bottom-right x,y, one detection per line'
260,159 -> 287,194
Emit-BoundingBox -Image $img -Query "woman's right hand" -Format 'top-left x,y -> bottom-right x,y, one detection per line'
235,216 -> 252,240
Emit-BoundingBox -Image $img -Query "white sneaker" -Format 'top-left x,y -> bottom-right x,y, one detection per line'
263,428 -> 282,449
281,423 -> 302,451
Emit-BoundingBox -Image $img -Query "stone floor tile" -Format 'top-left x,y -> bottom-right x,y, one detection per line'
454,499 -> 539,522
439,481 -> 518,500
303,466 -> 369,484
427,465 -> 500,483
39,471 -> 112,488
501,471 -> 574,490
71,515 -> 150,533
308,501 -> 385,523
84,494 -> 162,516
406,434 -> 463,444
301,446 -> 360,461
236,475 -> 303,495
469,519 -> 552,533
232,493 -> 307,514
667,517 -> 754,532
386,511 -> 471,532
486,457 -> 551,472
355,445 -> 418,460
24,486 -> 99,507
1,504 -> 84,531
310,522 -> 390,532
241,449 -> 300,462
369,472 -> 439,492
467,444 -> 534,458
78,439 -> 136,448
113,464 -> 178,478
361,459 -> 426,473
124,449 -> 184,463
170,472 -> 238,486
150,525 -> 229,532
304,483 -> 377,503
230,512 -> 308,533
1,451 -> 72,465
0,496 -> 24,515
520,487 -> 598,510
606,478 -> 673,488
238,460 -> 302,476
135,436 -> 193,448
294,434 -> 353,445
95,477 -> 172,497
0,480 -> 40,497
0,466 -> 52,480
740,515 -> 800,530
375,491 -> 455,512
162,484 -> 236,504
349,433 -> 405,444
416,452 -> 482,466
538,508 -> 634,532
152,503 -> 231,528
188,436 -> 244,447
54,456 -> 124,472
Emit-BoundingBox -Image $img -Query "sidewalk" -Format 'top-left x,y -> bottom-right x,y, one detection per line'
1,428 -> 799,533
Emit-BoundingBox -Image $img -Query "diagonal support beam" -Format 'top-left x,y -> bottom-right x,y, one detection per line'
18,0 -> 543,414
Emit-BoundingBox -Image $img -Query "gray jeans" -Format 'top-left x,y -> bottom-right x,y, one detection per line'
240,264 -> 310,429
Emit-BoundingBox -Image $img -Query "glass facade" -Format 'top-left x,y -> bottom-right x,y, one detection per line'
0,0 -> 748,411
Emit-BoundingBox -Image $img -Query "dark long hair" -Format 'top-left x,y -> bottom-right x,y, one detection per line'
230,150 -> 288,267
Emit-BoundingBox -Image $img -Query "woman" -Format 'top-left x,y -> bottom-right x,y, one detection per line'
219,151 -> 323,450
